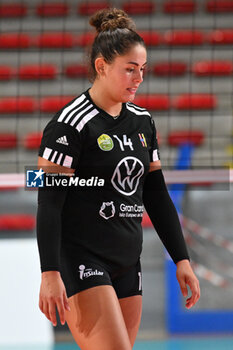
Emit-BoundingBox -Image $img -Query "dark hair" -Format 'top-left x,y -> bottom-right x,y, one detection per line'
88,8 -> 145,82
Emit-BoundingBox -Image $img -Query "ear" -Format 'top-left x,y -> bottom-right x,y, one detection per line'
94,57 -> 106,76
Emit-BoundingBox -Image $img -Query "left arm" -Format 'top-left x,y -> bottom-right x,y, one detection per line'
143,160 -> 200,308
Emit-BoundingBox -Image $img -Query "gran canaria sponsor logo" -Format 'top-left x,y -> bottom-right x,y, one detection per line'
97,134 -> 114,151
119,203 -> 144,218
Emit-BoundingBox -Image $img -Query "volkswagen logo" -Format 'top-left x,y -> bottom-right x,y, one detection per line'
111,156 -> 144,196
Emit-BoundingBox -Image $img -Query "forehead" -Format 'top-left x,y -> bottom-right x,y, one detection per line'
115,45 -> 147,65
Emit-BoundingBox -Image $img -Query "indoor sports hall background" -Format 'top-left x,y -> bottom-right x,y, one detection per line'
0,1 -> 233,349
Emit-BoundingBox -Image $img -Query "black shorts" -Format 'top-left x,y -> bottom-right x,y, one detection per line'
60,247 -> 142,299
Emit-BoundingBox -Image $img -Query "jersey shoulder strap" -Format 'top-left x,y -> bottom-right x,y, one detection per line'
55,93 -> 99,132
126,101 -> 151,117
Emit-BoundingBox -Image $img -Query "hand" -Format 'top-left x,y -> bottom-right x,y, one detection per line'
176,259 -> 200,309
39,271 -> 70,326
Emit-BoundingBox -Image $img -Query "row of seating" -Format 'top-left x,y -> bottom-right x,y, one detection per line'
0,1 -> 233,17
0,129 -> 205,150
0,30 -> 233,49
0,94 -> 217,113
0,61 -> 232,80
0,132 -> 42,149
0,213 -> 146,230
0,214 -> 35,230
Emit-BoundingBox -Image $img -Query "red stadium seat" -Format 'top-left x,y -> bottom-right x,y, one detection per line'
0,33 -> 30,49
134,94 -> 170,110
0,97 -> 36,113
23,132 -> 42,149
164,0 -> 196,13
18,64 -> 57,80
36,2 -> 69,17
122,1 -> 155,14
173,94 -> 217,110
153,62 -> 187,76
0,214 -> 35,231
0,3 -> 27,17
0,186 -> 19,191
164,30 -> 204,45
40,96 -> 75,113
168,130 -> 204,146
78,1 -> 109,15
207,30 -> 233,44
206,1 -> 233,13
74,32 -> 96,47
192,61 -> 233,76
138,31 -> 161,46
65,64 -> 89,78
36,32 -> 73,48
0,133 -> 17,149
142,212 -> 152,228
0,66 -> 14,80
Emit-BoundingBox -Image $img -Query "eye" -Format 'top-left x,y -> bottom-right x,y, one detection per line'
126,68 -> 134,73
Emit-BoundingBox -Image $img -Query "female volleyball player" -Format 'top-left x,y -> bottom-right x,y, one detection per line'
36,8 -> 200,350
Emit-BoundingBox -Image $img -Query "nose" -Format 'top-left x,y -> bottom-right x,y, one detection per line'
133,70 -> 143,84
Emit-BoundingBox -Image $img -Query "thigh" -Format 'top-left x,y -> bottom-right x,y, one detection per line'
119,295 -> 142,347
111,259 -> 143,346
65,285 -> 132,350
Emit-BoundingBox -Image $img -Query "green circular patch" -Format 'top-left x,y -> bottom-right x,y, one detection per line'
97,134 -> 114,151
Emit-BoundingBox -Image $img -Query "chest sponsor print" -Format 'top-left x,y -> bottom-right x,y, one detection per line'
98,201 -> 144,220
111,156 -> 144,196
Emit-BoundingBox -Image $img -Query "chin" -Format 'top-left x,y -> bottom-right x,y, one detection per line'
127,95 -> 135,102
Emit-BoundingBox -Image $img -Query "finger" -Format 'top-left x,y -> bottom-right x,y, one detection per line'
178,277 -> 188,297
194,281 -> 201,305
39,298 -> 43,313
63,292 -> 71,311
186,291 -> 195,308
186,280 -> 199,308
56,297 -> 66,325
193,280 -> 200,305
48,300 -> 57,326
43,301 -> 51,322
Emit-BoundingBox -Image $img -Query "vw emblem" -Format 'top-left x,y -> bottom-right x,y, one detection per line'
111,156 -> 144,196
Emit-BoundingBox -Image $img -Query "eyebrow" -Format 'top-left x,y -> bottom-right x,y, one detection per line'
127,61 -> 147,66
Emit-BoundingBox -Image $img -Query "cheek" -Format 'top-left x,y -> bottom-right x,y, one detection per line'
111,72 -> 129,87
119,72 -> 131,86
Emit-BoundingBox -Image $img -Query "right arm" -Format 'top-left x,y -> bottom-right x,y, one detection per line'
37,156 -> 74,326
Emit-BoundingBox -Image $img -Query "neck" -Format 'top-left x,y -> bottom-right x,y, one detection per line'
89,82 -> 122,118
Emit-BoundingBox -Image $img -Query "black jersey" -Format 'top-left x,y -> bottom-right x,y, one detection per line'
38,89 -> 160,268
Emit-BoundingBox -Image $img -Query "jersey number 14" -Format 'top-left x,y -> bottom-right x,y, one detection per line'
113,134 -> 134,151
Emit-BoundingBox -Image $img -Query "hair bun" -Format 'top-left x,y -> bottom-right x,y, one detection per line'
89,8 -> 136,34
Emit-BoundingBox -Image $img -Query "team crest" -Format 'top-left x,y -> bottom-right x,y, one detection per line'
138,133 -> 147,147
97,134 -> 114,151
99,201 -> 115,220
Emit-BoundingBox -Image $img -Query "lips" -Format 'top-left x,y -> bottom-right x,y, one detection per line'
127,88 -> 138,94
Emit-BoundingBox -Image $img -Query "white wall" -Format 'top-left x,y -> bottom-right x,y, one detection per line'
0,238 -> 54,348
